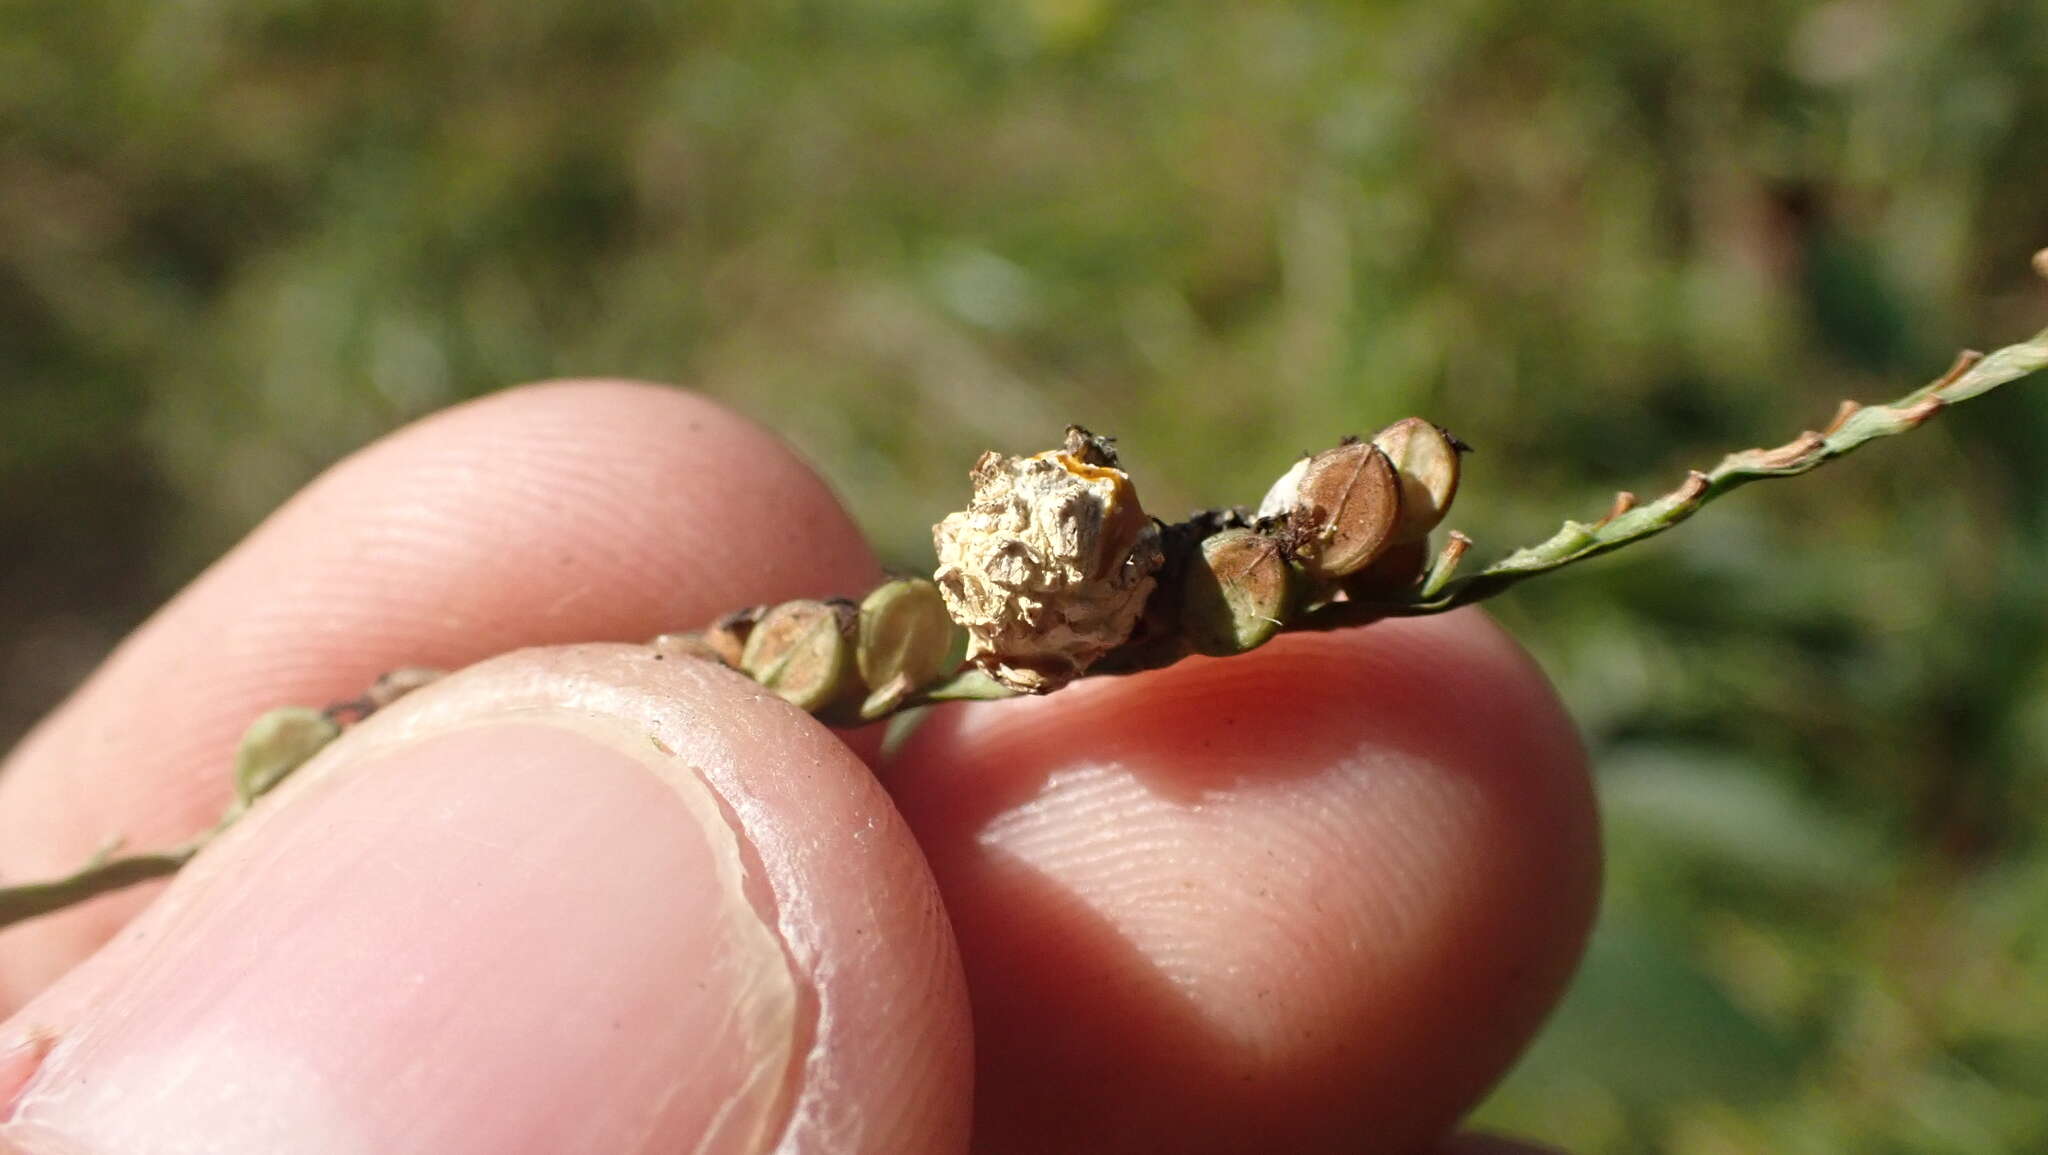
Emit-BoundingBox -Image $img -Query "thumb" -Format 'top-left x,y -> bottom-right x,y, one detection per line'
0,647 -> 970,1154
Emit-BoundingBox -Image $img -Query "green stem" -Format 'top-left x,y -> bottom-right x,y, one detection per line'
908,667 -> 1016,705
4,327 -> 2043,930
1312,329 -> 2048,625
0,838 -> 208,928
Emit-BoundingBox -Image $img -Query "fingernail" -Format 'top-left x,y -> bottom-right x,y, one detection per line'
0,718 -> 801,1155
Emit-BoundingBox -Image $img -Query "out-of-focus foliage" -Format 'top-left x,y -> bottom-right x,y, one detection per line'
4,0 -> 2048,1148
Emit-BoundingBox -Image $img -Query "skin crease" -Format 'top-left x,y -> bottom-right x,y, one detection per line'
0,382 -> 1598,1154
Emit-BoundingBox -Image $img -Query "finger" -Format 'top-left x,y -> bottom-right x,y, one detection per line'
881,612 -> 1599,1154
0,647 -> 970,1154
0,382 -> 878,1009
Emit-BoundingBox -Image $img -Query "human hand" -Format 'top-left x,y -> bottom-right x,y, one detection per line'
0,384 -> 1598,1154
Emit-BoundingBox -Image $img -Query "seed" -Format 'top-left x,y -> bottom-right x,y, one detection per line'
1182,528 -> 1297,656
1286,440 -> 1402,580
740,599 -> 859,712
650,633 -> 729,663
701,606 -> 763,667
322,665 -> 447,724
1255,456 -> 1311,521
233,706 -> 342,807
363,667 -> 443,710
1371,418 -> 1463,543
857,578 -> 960,718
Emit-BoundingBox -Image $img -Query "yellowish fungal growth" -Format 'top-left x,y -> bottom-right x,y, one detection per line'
932,427 -> 1163,692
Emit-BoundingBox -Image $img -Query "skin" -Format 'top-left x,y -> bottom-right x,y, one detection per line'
0,383 -> 1599,1154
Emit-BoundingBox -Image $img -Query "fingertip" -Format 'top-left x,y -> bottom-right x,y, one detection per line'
2,647 -> 969,1154
1,382 -> 881,1011
884,611 -> 1597,1152
257,379 -> 881,646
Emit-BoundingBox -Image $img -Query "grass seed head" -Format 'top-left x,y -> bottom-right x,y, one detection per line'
1283,440 -> 1403,580
1371,418 -> 1464,543
740,599 -> 859,712
856,578 -> 960,716
1181,528 -> 1298,656
232,706 -> 342,807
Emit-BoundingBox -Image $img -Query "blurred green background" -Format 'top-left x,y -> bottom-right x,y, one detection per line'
5,0 -> 2048,1149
